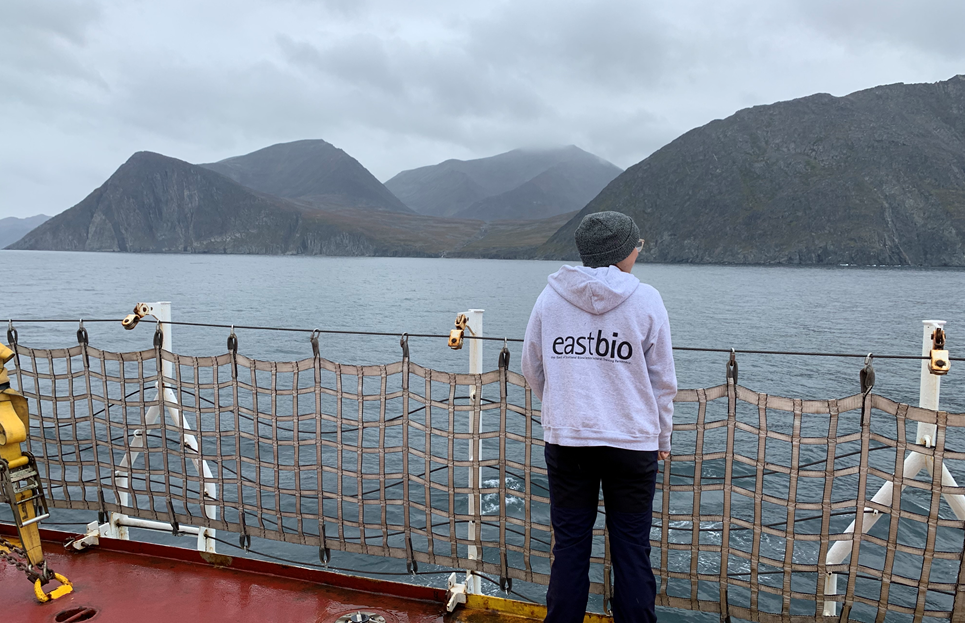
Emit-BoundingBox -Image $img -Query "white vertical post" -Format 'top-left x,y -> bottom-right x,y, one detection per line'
111,302 -> 218,552
824,319 -> 963,616
917,320 -> 944,437
154,302 -> 173,378
917,321 -> 965,518
155,303 -> 218,522
155,302 -> 218,551
465,309 -> 483,595
467,310 -> 484,379
117,302 -> 173,512
111,303 -> 172,539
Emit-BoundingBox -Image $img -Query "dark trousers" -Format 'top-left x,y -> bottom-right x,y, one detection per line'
544,443 -> 659,623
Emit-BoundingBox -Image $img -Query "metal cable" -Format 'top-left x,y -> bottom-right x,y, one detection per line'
4,317 -> 963,360
1,318 -> 522,343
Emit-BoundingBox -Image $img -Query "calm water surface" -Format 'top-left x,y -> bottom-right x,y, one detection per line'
4,250 -> 964,408
3,250 -> 965,618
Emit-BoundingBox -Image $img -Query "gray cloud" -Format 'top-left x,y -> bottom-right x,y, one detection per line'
1,0 -> 964,218
278,34 -> 406,96
0,1 -> 107,108
792,0 -> 965,59
466,1 -> 677,90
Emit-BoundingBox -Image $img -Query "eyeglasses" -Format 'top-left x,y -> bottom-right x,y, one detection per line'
634,238 -> 645,252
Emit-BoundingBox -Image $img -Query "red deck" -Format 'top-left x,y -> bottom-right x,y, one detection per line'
0,525 -> 479,623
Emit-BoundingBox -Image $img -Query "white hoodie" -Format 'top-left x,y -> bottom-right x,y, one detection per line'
521,265 -> 676,451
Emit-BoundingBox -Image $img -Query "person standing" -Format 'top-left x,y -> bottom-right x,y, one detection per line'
522,211 -> 676,623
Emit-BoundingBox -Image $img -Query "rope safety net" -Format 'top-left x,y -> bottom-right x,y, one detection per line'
5,339 -> 965,623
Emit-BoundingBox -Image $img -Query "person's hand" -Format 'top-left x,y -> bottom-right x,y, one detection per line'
658,451 -> 671,461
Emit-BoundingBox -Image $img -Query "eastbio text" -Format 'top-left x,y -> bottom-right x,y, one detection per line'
551,330 -> 633,360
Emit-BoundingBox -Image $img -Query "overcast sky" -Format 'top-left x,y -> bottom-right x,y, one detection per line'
2,0 -> 964,219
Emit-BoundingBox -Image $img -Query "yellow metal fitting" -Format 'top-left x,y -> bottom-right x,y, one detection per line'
929,328 -> 951,375
930,349 -> 950,375
448,329 -> 464,350
448,314 -> 472,350
34,573 -> 73,603
121,302 -> 154,331
121,314 -> 140,330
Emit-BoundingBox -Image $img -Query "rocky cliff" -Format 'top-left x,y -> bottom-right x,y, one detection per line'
539,75 -> 965,266
11,152 -> 308,253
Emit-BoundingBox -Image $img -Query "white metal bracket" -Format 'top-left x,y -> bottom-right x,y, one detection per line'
107,511 -> 130,540
196,527 -> 216,553
446,572 -> 468,613
68,521 -> 103,551
69,516 -> 124,551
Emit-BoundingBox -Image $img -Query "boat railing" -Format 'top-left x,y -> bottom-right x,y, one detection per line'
2,313 -> 965,623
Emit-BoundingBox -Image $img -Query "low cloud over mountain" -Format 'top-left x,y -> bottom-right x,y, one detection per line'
385,146 -> 621,221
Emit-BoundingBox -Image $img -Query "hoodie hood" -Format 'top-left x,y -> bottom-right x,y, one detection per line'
547,265 -> 640,315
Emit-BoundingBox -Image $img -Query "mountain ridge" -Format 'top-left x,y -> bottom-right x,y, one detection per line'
201,139 -> 413,213
385,145 -> 622,219
538,75 -> 965,266
12,151 -> 308,253
451,158 -> 623,221
0,214 -> 50,248
14,75 -> 965,266
9,151 -> 562,258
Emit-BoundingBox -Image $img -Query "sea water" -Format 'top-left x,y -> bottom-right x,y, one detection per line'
2,250 -> 965,618
4,251 -> 964,407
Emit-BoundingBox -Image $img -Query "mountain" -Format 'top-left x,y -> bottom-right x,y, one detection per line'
11,152 -> 309,253
385,146 -> 622,220
539,75 -> 965,266
451,158 -> 623,221
8,152 -> 556,257
201,139 -> 413,213
0,214 -> 50,248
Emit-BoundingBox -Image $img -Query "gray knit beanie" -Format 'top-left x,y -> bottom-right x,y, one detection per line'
574,211 -> 640,268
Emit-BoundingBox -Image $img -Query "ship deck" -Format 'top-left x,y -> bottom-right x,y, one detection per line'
1,524 -> 575,623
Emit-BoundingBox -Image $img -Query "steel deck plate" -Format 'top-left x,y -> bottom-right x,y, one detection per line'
1,524 -> 559,623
